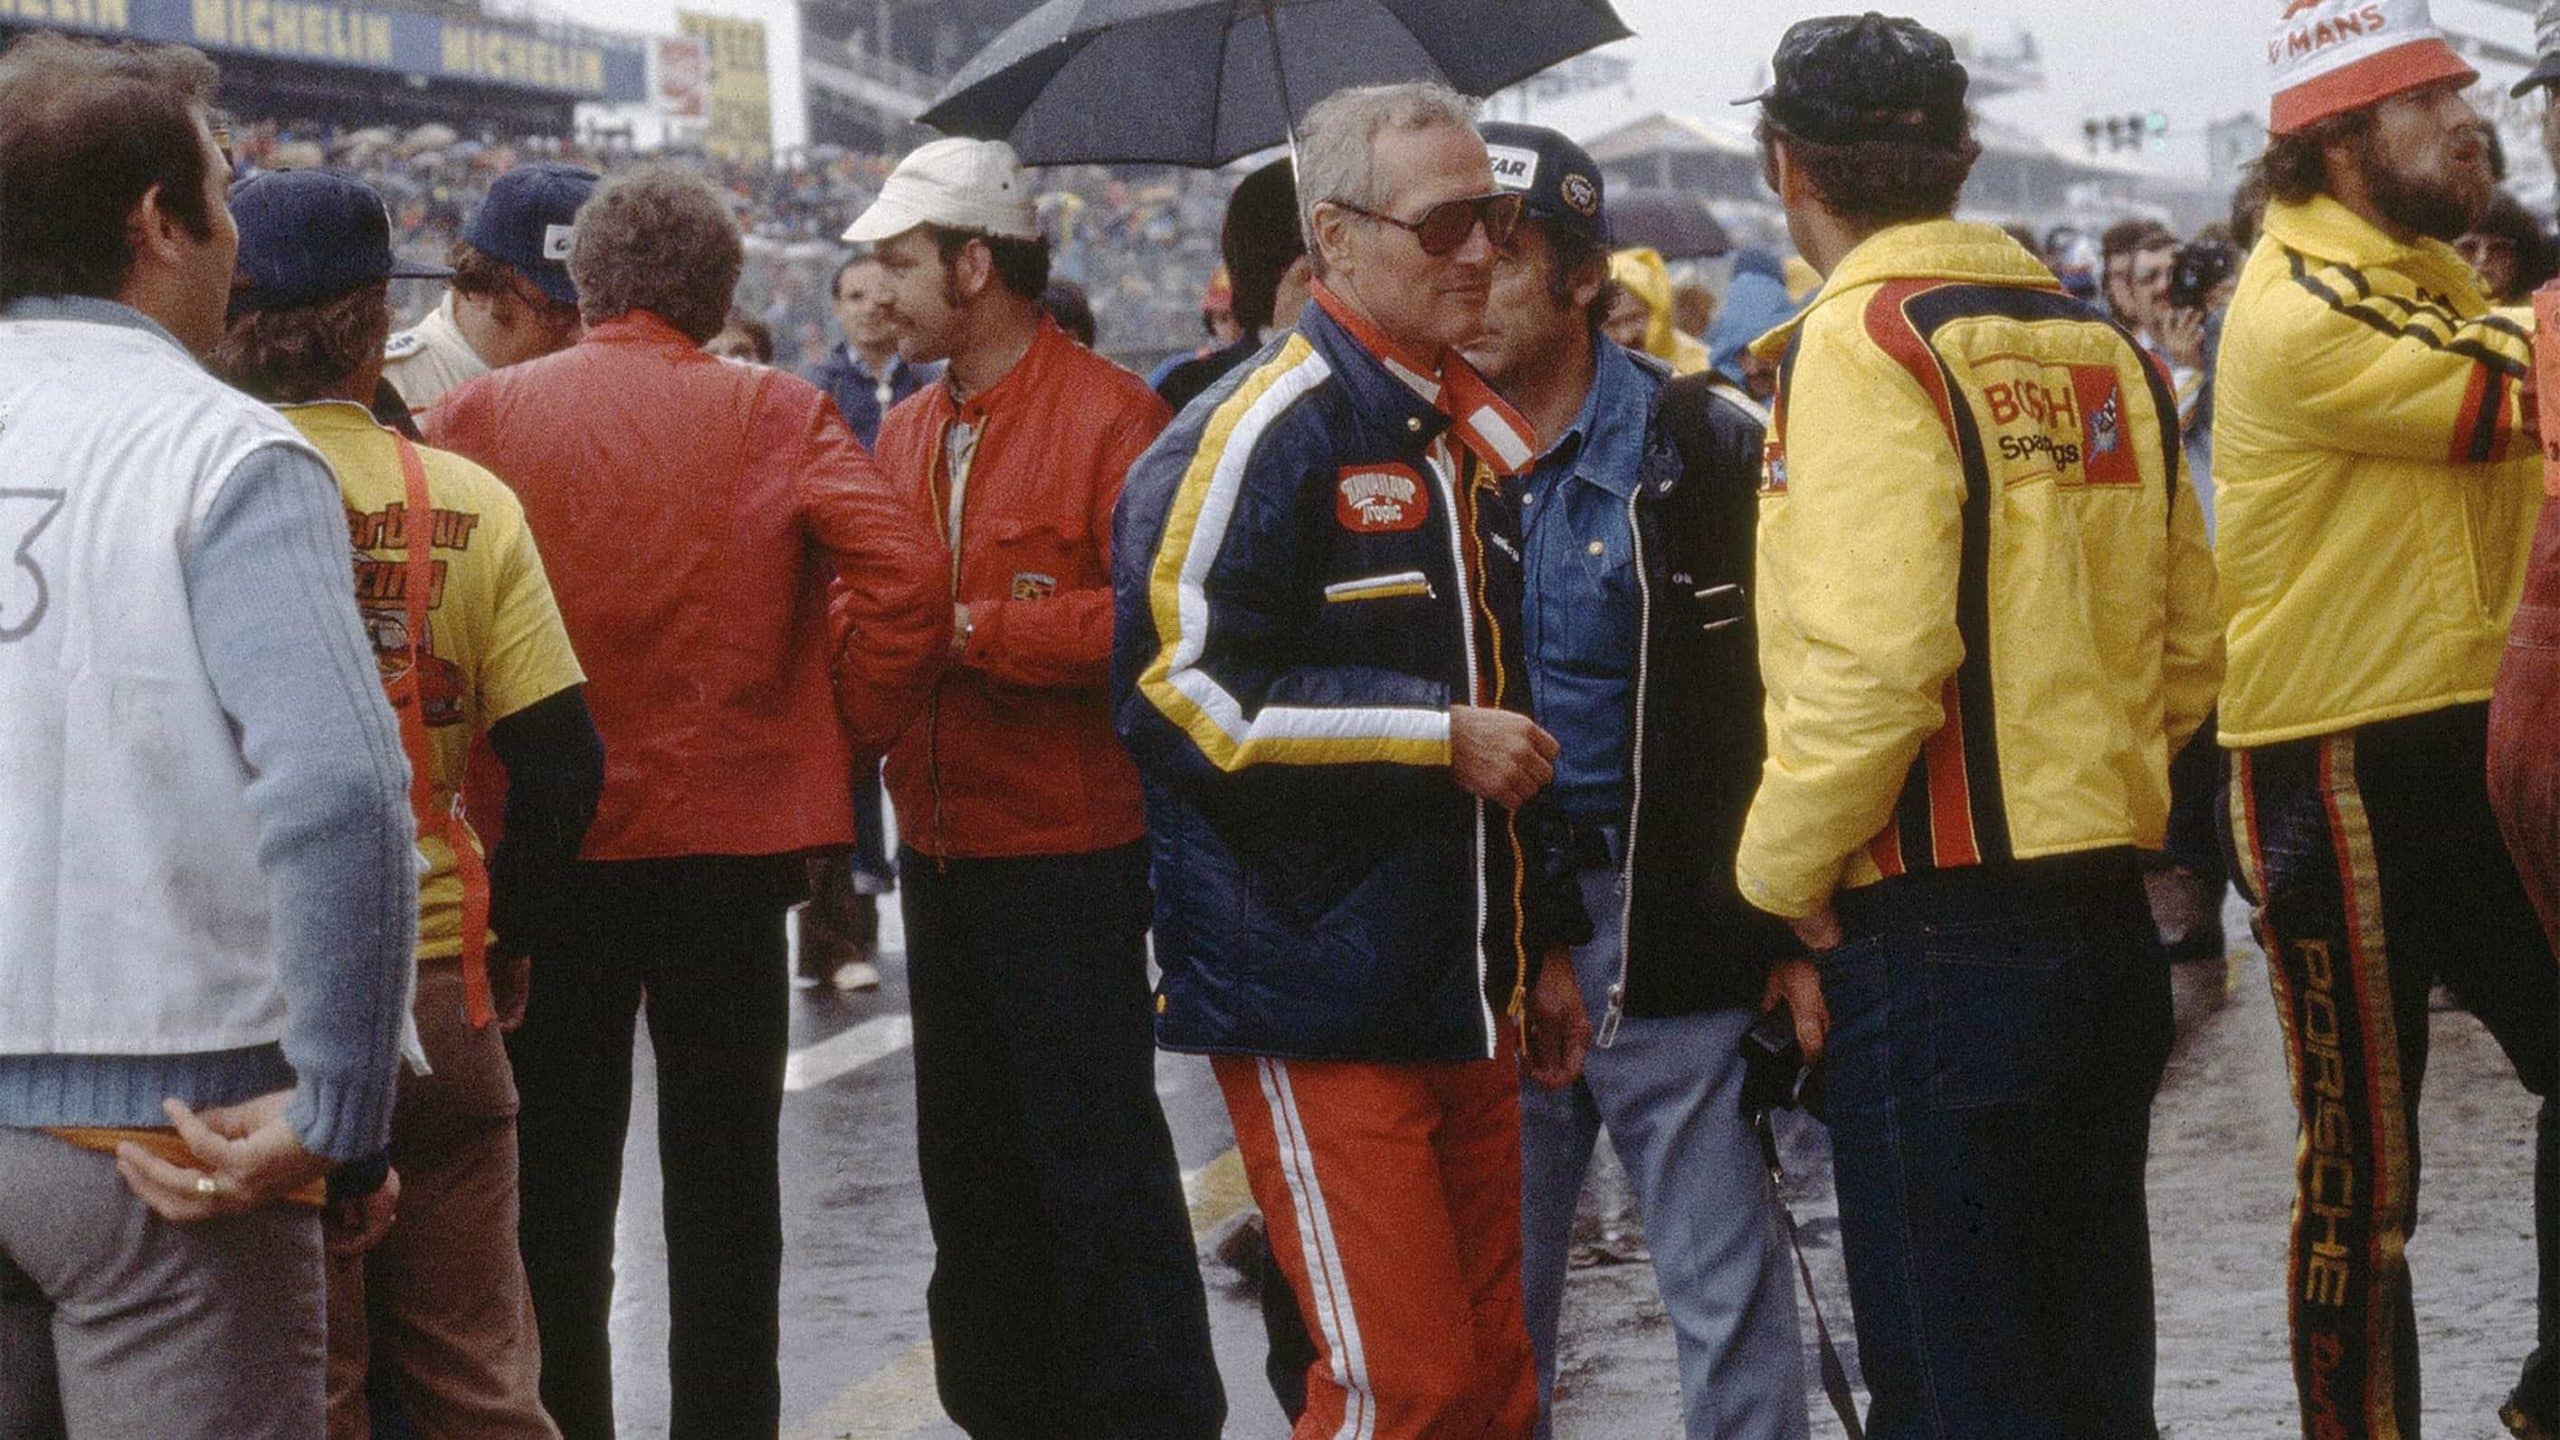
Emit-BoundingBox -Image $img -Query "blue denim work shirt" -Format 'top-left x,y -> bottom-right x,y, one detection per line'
1520,340 -> 1651,827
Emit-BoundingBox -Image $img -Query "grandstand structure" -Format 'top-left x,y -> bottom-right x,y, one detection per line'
800,0 -> 1027,152
1,0 -> 652,133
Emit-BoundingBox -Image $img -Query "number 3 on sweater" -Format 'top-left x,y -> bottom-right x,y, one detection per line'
0,488 -> 66,643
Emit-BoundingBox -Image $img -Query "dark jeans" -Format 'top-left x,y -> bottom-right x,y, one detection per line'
2163,711 -> 2228,886
851,761 -> 893,886
2227,704 -> 2559,1437
900,842 -> 1224,1440
507,857 -> 800,1440
1822,849 -> 2173,1440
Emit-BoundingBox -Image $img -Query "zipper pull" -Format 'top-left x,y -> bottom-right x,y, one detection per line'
1595,984 -> 1626,1050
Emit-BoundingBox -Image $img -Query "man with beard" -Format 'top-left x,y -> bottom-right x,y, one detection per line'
2214,3 -> 2557,1436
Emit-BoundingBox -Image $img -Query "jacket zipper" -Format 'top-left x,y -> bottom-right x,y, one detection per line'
1467,467 -> 1535,1055
1427,445 -> 1497,1059
1597,483 -> 1651,1050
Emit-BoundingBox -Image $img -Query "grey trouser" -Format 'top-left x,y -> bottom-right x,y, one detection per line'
0,1126 -> 326,1439
1520,866 -> 1812,1440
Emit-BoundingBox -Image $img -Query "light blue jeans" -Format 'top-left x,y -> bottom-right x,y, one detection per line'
1520,866 -> 1811,1440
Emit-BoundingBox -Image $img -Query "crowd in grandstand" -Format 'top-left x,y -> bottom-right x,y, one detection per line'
229,117 -> 1233,368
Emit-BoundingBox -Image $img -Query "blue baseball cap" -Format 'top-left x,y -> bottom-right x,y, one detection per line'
462,162 -> 599,307
1479,122 -> 1610,248
229,168 -> 451,315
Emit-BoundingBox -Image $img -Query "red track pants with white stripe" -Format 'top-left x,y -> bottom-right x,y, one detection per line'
1215,1039 -> 1540,1440
2227,704 -> 2559,1440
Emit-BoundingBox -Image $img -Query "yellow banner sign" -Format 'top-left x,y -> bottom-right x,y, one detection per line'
677,11 -> 770,167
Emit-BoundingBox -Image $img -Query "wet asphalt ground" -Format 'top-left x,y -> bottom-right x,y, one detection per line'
588,888 -> 2546,1439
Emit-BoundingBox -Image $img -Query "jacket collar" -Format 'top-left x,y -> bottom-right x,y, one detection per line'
916,315 -> 1072,429
583,310 -> 708,352
1534,338 -> 1661,502
1749,218 -> 2063,363
1301,283 -> 1536,477
2261,194 -> 2485,305
1,294 -> 193,359
830,341 -> 913,384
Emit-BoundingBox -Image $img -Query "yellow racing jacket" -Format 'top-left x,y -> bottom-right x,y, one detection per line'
1734,221 -> 2223,919
2211,196 -> 2542,747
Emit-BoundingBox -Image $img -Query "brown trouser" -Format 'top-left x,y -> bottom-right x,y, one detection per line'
327,962 -> 555,1440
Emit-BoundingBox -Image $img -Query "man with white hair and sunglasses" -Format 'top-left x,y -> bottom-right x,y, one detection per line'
1116,80 -> 1590,1439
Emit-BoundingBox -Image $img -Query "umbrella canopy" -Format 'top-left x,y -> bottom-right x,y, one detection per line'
1608,189 -> 1731,260
919,0 -> 1633,168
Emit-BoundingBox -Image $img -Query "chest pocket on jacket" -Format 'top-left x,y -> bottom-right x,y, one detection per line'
983,512 -> 1097,597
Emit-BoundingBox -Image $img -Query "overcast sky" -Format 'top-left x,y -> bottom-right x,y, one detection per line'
1523,0 -> 2534,175
542,0 -> 2539,172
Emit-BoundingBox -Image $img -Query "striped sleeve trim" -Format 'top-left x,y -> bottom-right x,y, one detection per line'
2286,250 -> 2527,462
2286,251 -> 2532,378
1136,334 -> 1454,772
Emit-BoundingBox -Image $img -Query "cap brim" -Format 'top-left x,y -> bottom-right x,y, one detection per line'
2272,38 -> 2478,133
1730,88 -> 1775,108
842,197 -> 929,245
2516,54 -> 2560,97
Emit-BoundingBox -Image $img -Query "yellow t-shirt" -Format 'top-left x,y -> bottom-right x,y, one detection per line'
284,402 -> 585,961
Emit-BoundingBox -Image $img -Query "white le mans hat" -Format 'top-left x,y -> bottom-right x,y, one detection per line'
2265,0 -> 2477,134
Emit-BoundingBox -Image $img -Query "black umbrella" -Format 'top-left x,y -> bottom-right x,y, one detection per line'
1609,189 -> 1731,260
918,0 -> 1633,168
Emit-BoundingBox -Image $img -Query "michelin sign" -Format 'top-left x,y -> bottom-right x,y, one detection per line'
0,0 -> 649,101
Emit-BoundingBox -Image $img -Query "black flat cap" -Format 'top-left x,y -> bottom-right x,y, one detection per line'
1736,12 -> 1970,149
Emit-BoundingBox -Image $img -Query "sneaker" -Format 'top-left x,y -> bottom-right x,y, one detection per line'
828,958 -> 881,993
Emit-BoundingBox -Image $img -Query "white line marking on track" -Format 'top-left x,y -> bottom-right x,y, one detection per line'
783,1014 -> 915,1093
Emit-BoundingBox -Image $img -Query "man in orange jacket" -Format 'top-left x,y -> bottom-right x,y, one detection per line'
836,139 -> 1223,1439
426,165 -> 947,1440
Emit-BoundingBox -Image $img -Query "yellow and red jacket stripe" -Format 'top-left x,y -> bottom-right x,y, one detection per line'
1735,220 -> 2224,919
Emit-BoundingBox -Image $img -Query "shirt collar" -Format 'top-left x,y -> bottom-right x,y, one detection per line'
843,344 -> 904,383
1530,339 -> 1651,500
275,399 -> 383,433
1311,282 -> 1537,477
1,295 -> 193,358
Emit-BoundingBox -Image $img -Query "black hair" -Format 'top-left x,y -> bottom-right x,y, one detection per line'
1756,113 -> 1982,231
928,225 -> 1052,304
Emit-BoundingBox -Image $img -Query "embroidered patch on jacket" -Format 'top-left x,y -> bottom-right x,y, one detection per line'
1336,464 -> 1429,532
1010,572 -> 1057,600
2071,366 -> 2139,487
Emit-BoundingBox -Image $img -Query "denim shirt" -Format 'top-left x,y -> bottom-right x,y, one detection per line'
1520,340 -> 1651,827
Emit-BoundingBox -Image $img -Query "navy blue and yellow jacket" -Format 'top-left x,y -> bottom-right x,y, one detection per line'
1733,221 -> 2224,920
1112,287 -> 1582,1063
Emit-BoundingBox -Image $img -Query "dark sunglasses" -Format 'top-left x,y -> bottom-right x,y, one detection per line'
1335,191 -> 1524,257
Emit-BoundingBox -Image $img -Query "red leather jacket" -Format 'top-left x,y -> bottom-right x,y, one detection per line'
427,311 -> 948,861
847,318 -> 1169,860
